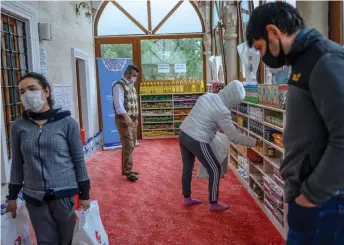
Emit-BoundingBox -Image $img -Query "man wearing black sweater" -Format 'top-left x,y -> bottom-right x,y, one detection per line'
246,2 -> 344,244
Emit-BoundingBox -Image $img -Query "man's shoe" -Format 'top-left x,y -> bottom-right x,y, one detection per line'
127,174 -> 138,182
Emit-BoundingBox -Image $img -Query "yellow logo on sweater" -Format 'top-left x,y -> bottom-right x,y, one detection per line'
292,73 -> 301,82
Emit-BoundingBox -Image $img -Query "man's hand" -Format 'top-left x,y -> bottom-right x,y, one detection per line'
295,193 -> 318,208
6,200 -> 17,218
80,199 -> 91,210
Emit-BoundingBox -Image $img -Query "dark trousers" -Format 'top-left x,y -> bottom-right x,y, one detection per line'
179,130 -> 221,203
26,197 -> 75,245
287,197 -> 344,245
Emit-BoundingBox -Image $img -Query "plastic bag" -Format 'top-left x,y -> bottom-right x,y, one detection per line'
1,202 -> 31,245
197,132 -> 230,179
72,201 -> 109,245
237,42 -> 260,83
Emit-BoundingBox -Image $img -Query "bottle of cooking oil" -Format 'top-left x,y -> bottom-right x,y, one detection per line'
191,79 -> 197,93
183,80 -> 188,93
187,79 -> 192,93
172,80 -> 176,93
179,80 -> 184,93
200,80 -> 205,92
151,81 -> 156,94
175,80 -> 180,93
160,81 -> 164,94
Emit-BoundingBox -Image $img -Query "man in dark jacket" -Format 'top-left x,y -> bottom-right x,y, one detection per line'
246,2 -> 344,244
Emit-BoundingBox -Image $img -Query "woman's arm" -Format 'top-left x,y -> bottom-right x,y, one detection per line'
216,111 -> 256,147
7,121 -> 24,200
66,117 -> 90,200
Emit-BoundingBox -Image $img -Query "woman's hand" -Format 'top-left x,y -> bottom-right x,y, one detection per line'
6,200 -> 17,218
80,199 -> 91,210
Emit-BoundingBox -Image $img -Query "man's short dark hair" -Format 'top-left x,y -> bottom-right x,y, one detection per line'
246,2 -> 305,47
125,65 -> 139,74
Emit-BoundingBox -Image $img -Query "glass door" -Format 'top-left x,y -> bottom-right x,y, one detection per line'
97,41 -> 142,139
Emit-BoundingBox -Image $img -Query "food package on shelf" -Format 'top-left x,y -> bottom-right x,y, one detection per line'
265,196 -> 284,226
273,173 -> 284,188
247,148 -> 263,165
278,85 -> 288,110
273,167 -> 283,179
262,176 -> 284,206
244,84 -> 259,104
272,133 -> 283,148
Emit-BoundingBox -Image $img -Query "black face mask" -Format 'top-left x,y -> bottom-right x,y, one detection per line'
262,39 -> 286,69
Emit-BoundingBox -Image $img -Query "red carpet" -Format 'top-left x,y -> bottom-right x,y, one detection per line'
88,139 -> 284,245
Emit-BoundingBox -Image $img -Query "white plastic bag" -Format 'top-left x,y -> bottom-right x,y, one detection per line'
1,202 -> 31,245
72,201 -> 109,245
197,132 -> 230,179
237,42 -> 260,83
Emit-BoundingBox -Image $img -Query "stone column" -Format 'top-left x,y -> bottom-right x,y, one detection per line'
296,1 -> 328,38
223,4 -> 238,82
203,33 -> 212,83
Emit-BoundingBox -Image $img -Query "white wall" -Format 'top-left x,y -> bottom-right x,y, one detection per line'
24,1 -> 99,136
1,1 -> 99,183
297,1 -> 329,38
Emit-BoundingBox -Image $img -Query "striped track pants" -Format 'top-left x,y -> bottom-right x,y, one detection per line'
179,130 -> 221,203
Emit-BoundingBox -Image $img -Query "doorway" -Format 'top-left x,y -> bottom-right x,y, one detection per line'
75,59 -> 83,129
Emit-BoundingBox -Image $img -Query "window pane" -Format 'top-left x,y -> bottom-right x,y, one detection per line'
1,13 -> 28,159
212,1 -> 219,29
156,1 -> 202,34
285,0 -> 296,7
97,2 -> 145,36
116,0 -> 148,30
141,38 -> 203,80
151,0 -> 179,30
242,1 -> 249,10
101,44 -> 133,59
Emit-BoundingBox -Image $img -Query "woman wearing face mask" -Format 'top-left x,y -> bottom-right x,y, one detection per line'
5,72 -> 91,244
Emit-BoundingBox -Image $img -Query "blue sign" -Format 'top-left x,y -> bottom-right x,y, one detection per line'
97,58 -> 132,150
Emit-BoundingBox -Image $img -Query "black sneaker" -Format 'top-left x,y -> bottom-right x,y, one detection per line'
127,174 -> 138,182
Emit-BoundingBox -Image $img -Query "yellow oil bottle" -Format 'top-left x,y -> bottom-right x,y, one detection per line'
179,80 -> 184,93
191,79 -> 196,93
200,80 -> 205,92
175,80 -> 180,93
151,81 -> 156,94
172,80 -> 176,93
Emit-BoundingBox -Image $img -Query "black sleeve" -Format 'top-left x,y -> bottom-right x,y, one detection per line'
78,179 -> 91,200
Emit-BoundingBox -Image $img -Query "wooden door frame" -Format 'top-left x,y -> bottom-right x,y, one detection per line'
95,33 -> 205,139
75,60 -> 83,129
328,1 -> 343,45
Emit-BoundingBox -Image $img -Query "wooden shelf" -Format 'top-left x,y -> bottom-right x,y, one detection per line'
140,93 -> 204,139
229,101 -> 287,239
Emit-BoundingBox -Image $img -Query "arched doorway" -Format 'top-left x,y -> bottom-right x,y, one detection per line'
94,0 -> 206,138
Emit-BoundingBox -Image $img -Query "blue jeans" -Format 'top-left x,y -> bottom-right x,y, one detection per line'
286,198 -> 344,245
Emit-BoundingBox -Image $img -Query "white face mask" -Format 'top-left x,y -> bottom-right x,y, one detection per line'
20,90 -> 46,112
131,76 -> 137,83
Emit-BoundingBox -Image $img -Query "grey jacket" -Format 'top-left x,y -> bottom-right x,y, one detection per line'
8,109 -> 90,201
280,29 -> 344,204
179,80 -> 256,146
